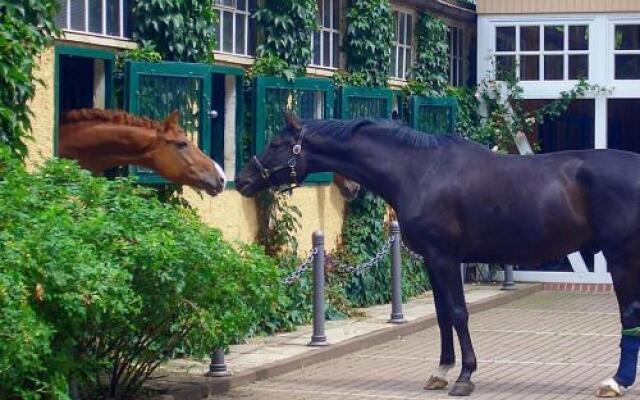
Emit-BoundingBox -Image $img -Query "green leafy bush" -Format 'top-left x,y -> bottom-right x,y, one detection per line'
0,159 -> 280,399
0,0 -> 60,160
407,12 -> 449,96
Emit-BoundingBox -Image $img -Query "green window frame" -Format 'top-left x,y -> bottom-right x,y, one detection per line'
409,96 -> 458,135
54,45 -> 115,156
252,76 -> 335,184
337,86 -> 393,119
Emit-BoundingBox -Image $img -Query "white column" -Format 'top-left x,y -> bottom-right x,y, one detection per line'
594,96 -> 607,149
93,59 -> 106,109
224,75 -> 237,180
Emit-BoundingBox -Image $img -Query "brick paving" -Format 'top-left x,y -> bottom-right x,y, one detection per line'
211,291 -> 640,400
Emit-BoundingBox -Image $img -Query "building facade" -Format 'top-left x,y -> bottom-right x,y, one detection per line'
28,0 -> 476,252
477,0 -> 640,283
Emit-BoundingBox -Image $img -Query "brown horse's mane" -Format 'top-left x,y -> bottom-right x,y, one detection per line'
60,109 -> 162,130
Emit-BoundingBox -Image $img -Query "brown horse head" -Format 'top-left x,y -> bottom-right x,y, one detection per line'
58,109 -> 226,196
333,174 -> 360,201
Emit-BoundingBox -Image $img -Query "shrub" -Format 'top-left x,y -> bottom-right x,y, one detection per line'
0,159 -> 280,399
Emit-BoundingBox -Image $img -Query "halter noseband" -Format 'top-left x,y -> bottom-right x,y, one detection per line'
251,130 -> 305,192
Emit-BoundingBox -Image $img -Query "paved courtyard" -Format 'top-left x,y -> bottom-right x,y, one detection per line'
212,291 -> 640,400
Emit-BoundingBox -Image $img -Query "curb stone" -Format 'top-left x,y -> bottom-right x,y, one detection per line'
148,283 -> 543,400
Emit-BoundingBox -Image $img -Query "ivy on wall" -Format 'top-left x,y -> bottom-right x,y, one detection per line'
406,12 -> 449,96
131,0 -> 217,63
254,0 -> 318,79
343,0 -> 393,87
0,1 -> 60,162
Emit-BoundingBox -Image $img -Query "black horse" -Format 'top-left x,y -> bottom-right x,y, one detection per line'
236,114 -> 640,397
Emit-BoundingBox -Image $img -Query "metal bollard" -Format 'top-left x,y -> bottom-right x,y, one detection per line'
388,221 -> 407,324
501,264 -> 516,290
206,347 -> 231,377
308,231 -> 328,346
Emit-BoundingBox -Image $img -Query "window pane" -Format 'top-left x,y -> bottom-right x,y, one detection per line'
323,31 -> 330,66
406,48 -> 412,75
615,25 -> 640,50
333,0 -> 339,30
615,55 -> 640,79
237,0 -> 246,11
520,26 -> 539,51
569,25 -> 588,50
70,0 -> 86,31
223,11 -> 233,53
313,31 -> 321,65
324,0 -> 330,28
332,32 -> 339,67
520,55 -> 539,80
391,46 -> 397,76
248,2 -> 256,55
235,13 -> 245,54
88,0 -> 102,33
452,56 -> 459,85
123,0 -> 131,37
393,12 -> 398,42
569,55 -> 588,79
106,0 -> 120,36
407,15 -> 413,46
316,0 -> 322,25
398,47 -> 404,78
55,1 -> 68,29
544,55 -> 564,80
496,55 -> 515,80
399,13 -> 406,45
545,25 -> 564,51
496,26 -> 515,51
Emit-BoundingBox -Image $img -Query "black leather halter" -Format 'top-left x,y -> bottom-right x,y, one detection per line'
251,130 -> 304,192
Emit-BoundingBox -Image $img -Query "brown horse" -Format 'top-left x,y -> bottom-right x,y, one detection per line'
58,109 -> 226,196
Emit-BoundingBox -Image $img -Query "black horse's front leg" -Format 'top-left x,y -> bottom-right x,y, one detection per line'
424,264 -> 456,391
429,254 -> 477,397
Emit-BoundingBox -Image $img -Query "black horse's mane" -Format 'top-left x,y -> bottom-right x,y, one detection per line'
301,118 -> 463,149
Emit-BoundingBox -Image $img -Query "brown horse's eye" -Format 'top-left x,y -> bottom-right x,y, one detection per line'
175,141 -> 188,149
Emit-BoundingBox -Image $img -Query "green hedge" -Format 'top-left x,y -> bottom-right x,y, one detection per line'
0,155 -> 281,399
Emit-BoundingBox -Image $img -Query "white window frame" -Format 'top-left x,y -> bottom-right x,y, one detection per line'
215,0 -> 254,57
448,26 -> 464,86
57,0 -> 129,39
610,20 -> 640,84
493,23 -> 590,82
391,8 -> 414,80
310,0 -> 340,69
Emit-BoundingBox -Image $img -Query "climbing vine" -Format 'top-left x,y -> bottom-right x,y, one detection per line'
344,0 -> 393,87
131,0 -> 217,63
0,0 -> 60,162
254,0 -> 318,79
406,12 -> 450,96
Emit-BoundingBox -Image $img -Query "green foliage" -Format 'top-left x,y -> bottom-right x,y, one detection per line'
0,160 -> 281,399
407,12 -> 449,96
131,0 -> 217,63
0,0 -> 60,161
344,0 -> 393,87
255,0 -> 318,79
446,86 -> 480,138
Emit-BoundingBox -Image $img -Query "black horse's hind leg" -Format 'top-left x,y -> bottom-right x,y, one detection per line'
429,254 -> 477,397
424,263 -> 456,390
598,250 -> 640,397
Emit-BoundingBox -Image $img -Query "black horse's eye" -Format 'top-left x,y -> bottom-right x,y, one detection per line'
175,141 -> 189,149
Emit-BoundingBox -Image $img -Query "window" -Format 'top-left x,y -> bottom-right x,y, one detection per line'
494,24 -> 589,81
55,0 -> 131,39
391,10 -> 413,80
214,0 -> 256,56
448,26 -> 464,86
614,24 -> 640,80
311,0 -> 340,68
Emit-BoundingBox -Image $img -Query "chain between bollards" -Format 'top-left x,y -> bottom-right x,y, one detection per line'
388,221 -> 407,324
206,347 -> 230,377
502,264 -> 516,290
308,230 -> 328,346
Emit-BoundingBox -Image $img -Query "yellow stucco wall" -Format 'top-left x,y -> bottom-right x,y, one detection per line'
183,185 -> 346,252
26,46 -> 56,169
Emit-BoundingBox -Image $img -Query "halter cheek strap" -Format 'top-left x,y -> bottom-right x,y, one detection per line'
253,129 -> 305,192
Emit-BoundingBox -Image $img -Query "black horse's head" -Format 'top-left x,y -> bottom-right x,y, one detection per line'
236,113 -> 310,197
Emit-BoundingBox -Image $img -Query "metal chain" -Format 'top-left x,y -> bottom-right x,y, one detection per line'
401,241 -> 423,260
337,236 -> 396,275
282,247 -> 318,285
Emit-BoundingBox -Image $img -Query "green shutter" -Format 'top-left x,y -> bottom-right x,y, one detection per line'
338,86 -> 393,119
409,96 -> 458,135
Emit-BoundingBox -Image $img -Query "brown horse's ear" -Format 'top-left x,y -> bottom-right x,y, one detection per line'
284,111 -> 302,133
163,110 -> 181,130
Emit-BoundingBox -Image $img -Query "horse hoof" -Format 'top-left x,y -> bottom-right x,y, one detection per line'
596,378 -> 626,398
424,375 -> 448,390
448,381 -> 475,397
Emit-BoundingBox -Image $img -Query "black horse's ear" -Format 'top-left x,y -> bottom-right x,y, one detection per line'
284,111 -> 302,133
